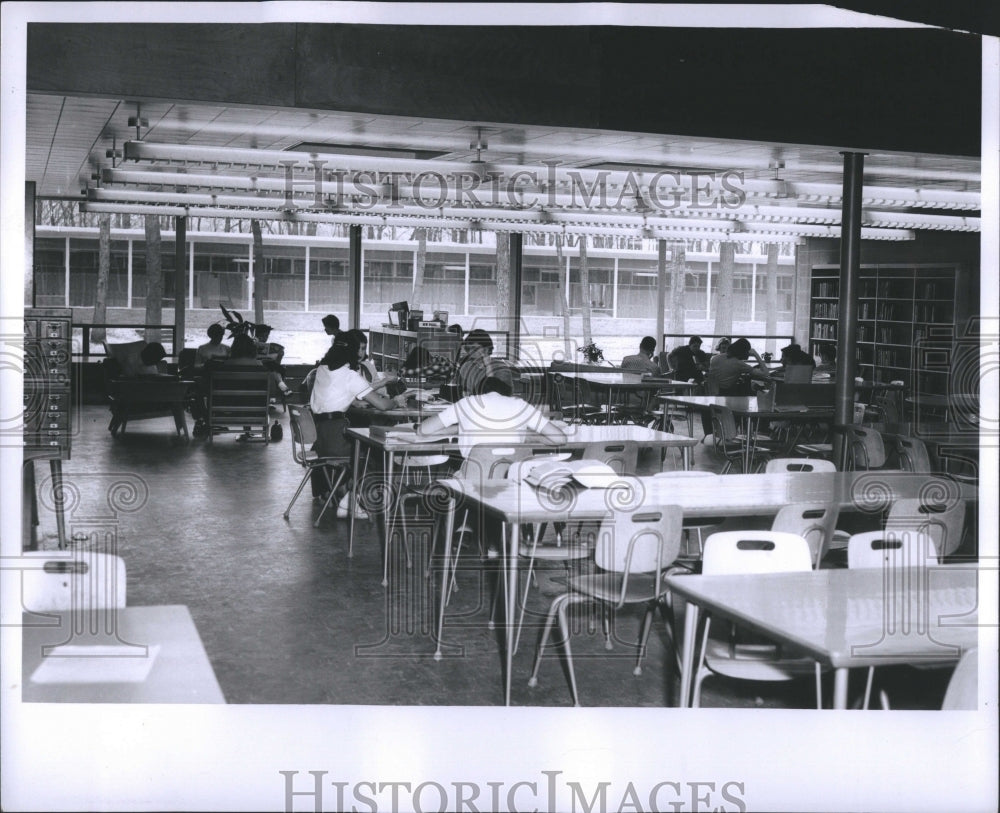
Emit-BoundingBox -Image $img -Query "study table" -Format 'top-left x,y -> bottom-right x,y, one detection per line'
665,564 -> 979,709
555,372 -> 697,424
21,605 -> 225,703
660,394 -> 834,471
430,470 -> 976,705
345,424 -> 700,566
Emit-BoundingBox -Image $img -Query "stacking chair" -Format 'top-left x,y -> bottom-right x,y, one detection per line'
528,506 -> 684,706
546,372 -> 603,424
885,497 -> 965,559
847,527 -> 938,708
893,435 -> 932,473
691,531 -> 825,708
579,441 -> 639,475
710,405 -> 780,473
21,551 -> 127,613
283,404 -> 350,527
652,471 -> 722,563
770,503 -> 840,569
843,424 -> 887,471
765,457 -> 836,474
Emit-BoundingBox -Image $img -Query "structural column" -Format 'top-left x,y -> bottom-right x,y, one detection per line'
509,232 -> 523,360
656,239 -> 667,350
834,151 -> 865,469
174,215 -> 186,352
348,225 -> 362,328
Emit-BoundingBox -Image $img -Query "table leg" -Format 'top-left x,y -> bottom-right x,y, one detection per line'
681,445 -> 692,471
381,448 -> 396,587
348,437 -> 360,558
678,600 -> 700,707
50,459 -> 67,550
687,409 -> 695,438
743,415 -> 756,473
434,496 -> 457,661
504,520 -> 520,706
833,667 -> 849,710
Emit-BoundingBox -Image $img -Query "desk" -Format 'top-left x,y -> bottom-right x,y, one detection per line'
665,565 -> 978,709
21,605 -> 225,703
558,372 -> 696,424
346,424 -> 698,564
661,394 -> 834,471
433,470 -> 975,705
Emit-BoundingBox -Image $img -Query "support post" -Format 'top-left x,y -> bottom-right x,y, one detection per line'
834,151 -> 866,469
174,216 -> 187,354
510,232 -> 523,361
656,239 -> 667,353
349,225 -> 362,329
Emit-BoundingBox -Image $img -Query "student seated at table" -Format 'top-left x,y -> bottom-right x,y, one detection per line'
416,376 -> 567,458
401,325 -> 463,382
667,335 -> 708,383
704,337 -> 772,396
340,328 -> 402,394
773,341 -> 816,383
455,329 -> 513,396
814,344 -> 837,376
310,334 -> 406,513
622,336 -> 663,376
195,324 -> 230,366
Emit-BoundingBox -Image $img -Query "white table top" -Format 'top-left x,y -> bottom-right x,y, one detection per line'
435,470 -> 976,524
665,565 -> 979,669
21,605 -> 225,703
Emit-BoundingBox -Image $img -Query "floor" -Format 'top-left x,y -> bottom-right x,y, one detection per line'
23,403 -> 956,709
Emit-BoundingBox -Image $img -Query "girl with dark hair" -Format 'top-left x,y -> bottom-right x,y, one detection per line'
309,334 -> 403,516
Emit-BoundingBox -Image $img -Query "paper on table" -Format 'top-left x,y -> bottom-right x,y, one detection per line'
30,644 -> 161,684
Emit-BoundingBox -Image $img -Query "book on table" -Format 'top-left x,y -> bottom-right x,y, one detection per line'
517,458 -> 619,491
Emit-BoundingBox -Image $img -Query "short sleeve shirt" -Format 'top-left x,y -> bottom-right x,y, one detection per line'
311,365 -> 372,414
436,392 -> 549,457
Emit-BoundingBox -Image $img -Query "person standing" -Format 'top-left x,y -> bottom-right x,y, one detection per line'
322,314 -> 341,345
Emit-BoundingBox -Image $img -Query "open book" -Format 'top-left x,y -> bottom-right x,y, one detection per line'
519,458 -> 619,491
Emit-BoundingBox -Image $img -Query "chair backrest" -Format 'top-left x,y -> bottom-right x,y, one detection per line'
782,365 -> 814,384
893,436 -> 932,473
847,529 -> 937,569
702,531 -> 813,575
652,471 -> 717,478
770,503 -> 840,568
287,403 -> 317,464
941,648 -> 977,710
845,425 -> 886,470
458,444 -> 533,482
580,441 -> 639,474
765,457 -> 836,474
709,405 -> 742,458
207,369 -> 274,428
594,505 -> 682,584
886,497 -> 965,558
177,347 -> 198,371
20,551 -> 127,612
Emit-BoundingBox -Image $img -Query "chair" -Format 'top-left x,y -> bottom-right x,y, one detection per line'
765,457 -> 836,474
206,369 -> 274,444
283,404 -> 351,527
782,365 -> 814,384
578,441 -> 639,475
885,497 -> 965,558
770,503 -> 840,569
652,471 -> 722,562
546,371 -> 603,424
691,531 -> 825,708
893,436 -> 932,473
527,506 -> 684,706
710,405 -> 779,473
842,424 -> 887,471
941,648 -> 977,710
20,551 -> 127,612
102,358 -> 191,439
386,451 -> 455,587
847,528 -> 938,708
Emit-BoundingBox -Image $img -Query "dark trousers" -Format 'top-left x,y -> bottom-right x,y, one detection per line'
310,415 -> 351,497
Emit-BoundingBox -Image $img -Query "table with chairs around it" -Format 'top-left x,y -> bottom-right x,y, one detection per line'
280,379 -> 981,709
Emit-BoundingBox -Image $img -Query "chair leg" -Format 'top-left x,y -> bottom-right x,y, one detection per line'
862,666 -> 875,710
316,467 -> 347,526
527,593 -> 565,688
815,663 -> 823,710
283,469 -> 314,519
557,597 -> 582,706
633,603 -> 656,676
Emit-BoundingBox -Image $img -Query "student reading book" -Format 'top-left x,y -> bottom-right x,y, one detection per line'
415,376 -> 566,457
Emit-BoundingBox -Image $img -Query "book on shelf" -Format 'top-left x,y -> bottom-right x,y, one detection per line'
517,458 -> 620,491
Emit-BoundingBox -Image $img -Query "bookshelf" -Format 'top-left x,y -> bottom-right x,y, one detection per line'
368,325 -> 461,374
808,264 -> 963,395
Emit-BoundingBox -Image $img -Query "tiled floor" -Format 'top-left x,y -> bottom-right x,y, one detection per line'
23,404 -> 954,709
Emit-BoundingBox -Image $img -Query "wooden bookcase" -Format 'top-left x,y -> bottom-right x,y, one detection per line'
808,264 -> 965,396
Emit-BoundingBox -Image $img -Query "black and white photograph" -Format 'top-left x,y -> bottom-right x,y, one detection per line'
1,2 -> 997,811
